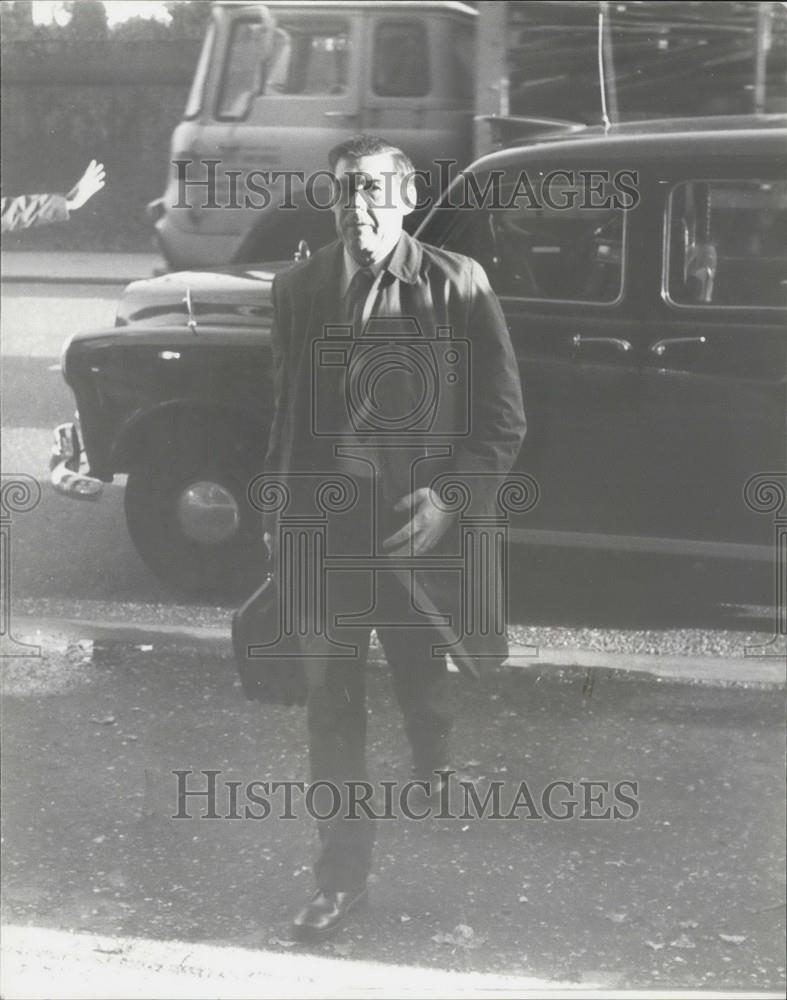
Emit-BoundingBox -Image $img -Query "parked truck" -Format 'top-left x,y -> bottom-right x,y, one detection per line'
147,1 -> 478,267
147,0 -> 786,269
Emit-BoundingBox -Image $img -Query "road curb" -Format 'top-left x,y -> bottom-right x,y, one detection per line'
1,274 -> 142,286
10,615 -> 785,689
1,252 -> 161,286
504,644 -> 786,687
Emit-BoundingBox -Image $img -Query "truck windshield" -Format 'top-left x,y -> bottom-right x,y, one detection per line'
184,20 -> 216,119
261,22 -> 349,95
217,18 -> 348,117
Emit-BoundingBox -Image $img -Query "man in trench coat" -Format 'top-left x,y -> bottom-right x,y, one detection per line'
262,135 -> 526,940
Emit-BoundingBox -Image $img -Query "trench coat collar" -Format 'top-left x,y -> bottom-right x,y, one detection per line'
385,229 -> 423,285
310,229 -> 424,295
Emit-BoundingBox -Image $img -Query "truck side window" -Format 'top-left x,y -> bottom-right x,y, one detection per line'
373,22 -> 430,97
261,23 -> 349,95
666,180 -> 787,308
452,22 -> 475,102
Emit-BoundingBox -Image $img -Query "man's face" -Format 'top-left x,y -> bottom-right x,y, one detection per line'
333,153 -> 413,265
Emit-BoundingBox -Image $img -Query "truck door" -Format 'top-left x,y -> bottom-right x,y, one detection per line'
158,7 -> 279,260
361,13 -> 475,186
225,10 -> 362,182
178,8 -> 360,250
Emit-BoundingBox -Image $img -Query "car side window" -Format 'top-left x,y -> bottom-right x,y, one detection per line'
442,175 -> 625,303
666,179 -> 787,308
373,22 -> 430,97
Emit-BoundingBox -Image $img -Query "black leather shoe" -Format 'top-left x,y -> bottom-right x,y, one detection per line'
292,888 -> 367,941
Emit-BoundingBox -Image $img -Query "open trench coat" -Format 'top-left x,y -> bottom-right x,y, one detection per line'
261,230 -> 527,670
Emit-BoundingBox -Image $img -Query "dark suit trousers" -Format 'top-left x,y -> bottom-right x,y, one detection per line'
302,484 -> 454,892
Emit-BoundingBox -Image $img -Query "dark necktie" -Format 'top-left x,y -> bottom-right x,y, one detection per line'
343,266 -> 377,336
342,266 -> 415,510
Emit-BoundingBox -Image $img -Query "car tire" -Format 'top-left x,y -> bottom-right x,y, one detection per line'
124,437 -> 267,601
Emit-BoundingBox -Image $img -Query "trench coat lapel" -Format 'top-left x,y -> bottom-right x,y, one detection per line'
296,241 -> 345,364
284,243 -> 344,462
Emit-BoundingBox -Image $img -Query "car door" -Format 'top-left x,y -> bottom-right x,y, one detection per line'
638,168 -> 787,558
436,164 -> 646,546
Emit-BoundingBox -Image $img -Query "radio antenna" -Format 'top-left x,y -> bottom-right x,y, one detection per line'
598,5 -> 616,132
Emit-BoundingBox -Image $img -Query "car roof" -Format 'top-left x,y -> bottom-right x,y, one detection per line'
476,115 -> 787,172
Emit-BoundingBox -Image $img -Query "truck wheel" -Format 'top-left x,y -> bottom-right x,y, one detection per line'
124,440 -> 267,601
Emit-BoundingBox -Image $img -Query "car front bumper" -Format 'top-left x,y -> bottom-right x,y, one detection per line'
50,421 -> 103,500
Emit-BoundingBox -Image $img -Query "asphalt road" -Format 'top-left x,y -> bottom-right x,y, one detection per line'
1,282 -> 175,607
2,637 -> 785,992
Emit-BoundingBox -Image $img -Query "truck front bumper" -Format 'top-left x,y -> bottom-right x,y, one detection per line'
50,421 -> 104,500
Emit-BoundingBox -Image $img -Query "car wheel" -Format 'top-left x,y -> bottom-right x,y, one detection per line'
124,439 -> 267,601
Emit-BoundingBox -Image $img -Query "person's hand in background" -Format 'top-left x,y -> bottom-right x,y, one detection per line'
65,160 -> 106,212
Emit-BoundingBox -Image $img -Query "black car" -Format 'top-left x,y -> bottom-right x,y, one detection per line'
51,116 -> 787,599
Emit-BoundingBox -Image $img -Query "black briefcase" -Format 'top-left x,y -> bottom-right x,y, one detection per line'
231,574 -> 307,706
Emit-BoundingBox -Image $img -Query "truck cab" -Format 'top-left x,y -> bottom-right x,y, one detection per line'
148,0 -> 477,269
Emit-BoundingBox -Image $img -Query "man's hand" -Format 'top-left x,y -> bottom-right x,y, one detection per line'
382,487 -> 454,556
66,160 -> 106,212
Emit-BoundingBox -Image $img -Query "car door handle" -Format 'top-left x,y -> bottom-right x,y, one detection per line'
650,336 -> 707,356
324,111 -> 358,119
571,335 -> 633,353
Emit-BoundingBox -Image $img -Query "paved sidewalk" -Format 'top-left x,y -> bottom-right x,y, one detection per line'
0,925 -> 581,1000
0,251 -> 161,285
4,925 -> 781,1000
